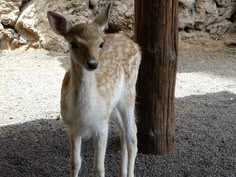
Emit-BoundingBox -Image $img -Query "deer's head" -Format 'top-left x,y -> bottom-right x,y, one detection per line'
47,4 -> 111,71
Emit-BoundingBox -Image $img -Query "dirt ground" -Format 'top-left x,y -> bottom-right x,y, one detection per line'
0,39 -> 236,177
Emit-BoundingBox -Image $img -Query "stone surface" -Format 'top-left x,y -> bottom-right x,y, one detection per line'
0,28 -> 26,50
194,0 -> 218,28
207,20 -> 232,34
215,0 -> 230,7
179,31 -> 209,40
0,0 -> 23,26
0,0 -> 236,50
0,22 -> 4,31
15,0 -> 40,48
13,0 -> 134,51
89,0 -> 98,9
178,0 -> 195,30
179,0 -> 195,8
179,0 -> 236,39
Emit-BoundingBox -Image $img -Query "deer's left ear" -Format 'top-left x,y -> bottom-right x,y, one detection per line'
93,3 -> 112,31
47,11 -> 72,36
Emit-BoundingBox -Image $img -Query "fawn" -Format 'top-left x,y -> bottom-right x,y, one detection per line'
47,3 -> 141,177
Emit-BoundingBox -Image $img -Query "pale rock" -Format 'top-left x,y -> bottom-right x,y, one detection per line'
107,0 -> 134,38
113,1 -> 121,6
117,4 -> 128,14
217,4 -> 236,20
125,10 -> 133,18
0,0 -> 235,50
0,23 -> 4,31
179,0 -> 219,31
19,36 -> 27,45
89,0 -> 98,8
15,0 -> 72,50
179,5 -> 195,30
193,0 -> 219,32
218,7 -> 227,16
215,0 -> 229,7
0,0 -> 23,26
13,0 -> 134,50
207,20 -> 232,34
179,0 -> 195,8
205,0 -> 218,15
0,28 -> 21,50
179,30 -> 209,40
15,0 -> 42,49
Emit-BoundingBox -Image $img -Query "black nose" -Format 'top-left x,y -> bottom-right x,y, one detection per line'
86,59 -> 98,70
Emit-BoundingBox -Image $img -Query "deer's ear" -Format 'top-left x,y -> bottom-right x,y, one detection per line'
93,3 -> 112,31
47,11 -> 72,36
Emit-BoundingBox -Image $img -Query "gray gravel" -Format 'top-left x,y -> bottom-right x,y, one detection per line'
0,41 -> 236,177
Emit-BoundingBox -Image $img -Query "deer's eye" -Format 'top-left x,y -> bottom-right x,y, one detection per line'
99,41 -> 104,48
70,42 -> 79,49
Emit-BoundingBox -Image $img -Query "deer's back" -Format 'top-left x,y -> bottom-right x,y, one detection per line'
96,33 -> 141,106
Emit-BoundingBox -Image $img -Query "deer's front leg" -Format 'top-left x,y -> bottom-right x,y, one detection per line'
69,131 -> 82,177
93,124 -> 108,177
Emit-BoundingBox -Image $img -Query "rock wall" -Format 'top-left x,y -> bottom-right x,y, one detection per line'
0,0 -> 235,50
179,0 -> 236,40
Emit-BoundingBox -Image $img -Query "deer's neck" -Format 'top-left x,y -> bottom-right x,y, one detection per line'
70,59 -> 98,106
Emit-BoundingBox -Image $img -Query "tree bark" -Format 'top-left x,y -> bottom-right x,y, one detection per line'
135,0 -> 178,154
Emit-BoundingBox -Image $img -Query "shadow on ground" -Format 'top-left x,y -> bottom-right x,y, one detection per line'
1,91 -> 236,177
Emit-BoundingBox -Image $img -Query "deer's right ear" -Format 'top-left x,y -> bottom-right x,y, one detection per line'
47,11 -> 72,36
93,3 -> 112,31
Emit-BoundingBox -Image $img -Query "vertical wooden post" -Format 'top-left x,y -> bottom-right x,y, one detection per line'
135,0 -> 178,154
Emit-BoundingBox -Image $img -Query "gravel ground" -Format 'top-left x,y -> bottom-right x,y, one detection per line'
0,40 -> 236,177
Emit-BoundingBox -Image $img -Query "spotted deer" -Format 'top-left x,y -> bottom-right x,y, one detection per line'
47,3 -> 141,177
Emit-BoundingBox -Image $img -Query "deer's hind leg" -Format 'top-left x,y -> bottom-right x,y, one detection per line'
111,108 -> 128,177
117,91 -> 138,177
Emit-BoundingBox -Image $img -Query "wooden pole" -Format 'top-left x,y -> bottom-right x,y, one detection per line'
135,0 -> 178,154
